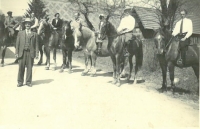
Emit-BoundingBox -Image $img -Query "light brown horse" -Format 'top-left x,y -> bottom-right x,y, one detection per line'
154,28 -> 199,94
70,20 -> 112,76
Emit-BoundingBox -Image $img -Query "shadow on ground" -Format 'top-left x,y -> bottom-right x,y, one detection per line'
32,79 -> 54,86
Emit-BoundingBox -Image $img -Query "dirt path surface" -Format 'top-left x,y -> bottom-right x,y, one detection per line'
0,47 -> 199,129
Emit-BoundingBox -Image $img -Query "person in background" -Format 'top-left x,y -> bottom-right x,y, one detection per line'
30,13 -> 39,32
51,13 -> 63,47
4,11 -> 17,37
172,9 -> 193,66
15,18 -> 39,87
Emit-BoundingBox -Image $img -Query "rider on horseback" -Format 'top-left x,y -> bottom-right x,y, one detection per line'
30,13 -> 39,32
172,9 -> 193,66
4,11 -> 17,37
51,13 -> 63,47
117,8 -> 136,57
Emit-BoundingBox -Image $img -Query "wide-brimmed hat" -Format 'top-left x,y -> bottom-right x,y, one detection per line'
23,18 -> 32,24
7,11 -> 12,14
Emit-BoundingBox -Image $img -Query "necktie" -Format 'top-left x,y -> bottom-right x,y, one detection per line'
180,19 -> 183,34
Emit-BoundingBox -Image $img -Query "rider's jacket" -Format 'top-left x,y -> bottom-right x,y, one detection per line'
52,18 -> 63,30
4,16 -> 16,28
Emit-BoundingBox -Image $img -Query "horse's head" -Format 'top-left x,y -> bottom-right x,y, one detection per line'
62,20 -> 72,38
99,16 -> 110,40
70,20 -> 82,49
37,19 -> 50,35
154,29 -> 166,55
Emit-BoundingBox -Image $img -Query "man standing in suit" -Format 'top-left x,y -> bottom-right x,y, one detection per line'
51,13 -> 63,47
15,18 -> 39,87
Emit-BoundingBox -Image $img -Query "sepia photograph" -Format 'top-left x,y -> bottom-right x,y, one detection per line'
0,0 -> 199,128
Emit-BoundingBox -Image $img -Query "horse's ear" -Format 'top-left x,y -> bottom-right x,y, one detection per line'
106,15 -> 110,21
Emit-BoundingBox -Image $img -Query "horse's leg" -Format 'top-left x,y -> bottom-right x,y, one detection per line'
1,45 -> 7,67
127,55 -> 133,82
45,46 -> 50,70
60,49 -> 66,73
37,44 -> 43,65
158,55 -> 168,92
52,48 -> 57,70
120,57 -> 128,78
192,65 -> 199,94
44,45 -> 48,65
110,55 -> 117,84
82,52 -> 90,76
168,62 -> 175,93
115,55 -> 121,87
68,49 -> 73,73
90,52 -> 97,77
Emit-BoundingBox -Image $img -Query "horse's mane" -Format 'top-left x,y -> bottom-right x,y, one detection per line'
106,21 -> 117,37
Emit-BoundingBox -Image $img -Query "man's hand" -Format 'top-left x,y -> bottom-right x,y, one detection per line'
53,27 -> 57,30
15,54 -> 18,58
181,37 -> 187,41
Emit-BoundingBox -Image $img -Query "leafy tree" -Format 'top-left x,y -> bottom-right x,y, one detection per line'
24,0 -> 46,20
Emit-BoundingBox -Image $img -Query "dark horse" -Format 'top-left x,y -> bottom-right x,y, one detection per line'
0,20 -> 20,67
98,16 -> 143,86
37,20 -> 60,70
154,28 -> 199,93
59,20 -> 74,73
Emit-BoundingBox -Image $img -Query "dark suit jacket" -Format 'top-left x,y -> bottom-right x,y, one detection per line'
15,30 -> 39,58
52,18 -> 63,30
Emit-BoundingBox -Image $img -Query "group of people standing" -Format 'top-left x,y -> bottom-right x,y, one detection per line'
3,7 -> 193,87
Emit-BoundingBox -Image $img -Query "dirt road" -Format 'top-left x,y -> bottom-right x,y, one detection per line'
0,47 -> 199,129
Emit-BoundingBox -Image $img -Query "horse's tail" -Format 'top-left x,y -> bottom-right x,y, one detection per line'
136,40 -> 143,69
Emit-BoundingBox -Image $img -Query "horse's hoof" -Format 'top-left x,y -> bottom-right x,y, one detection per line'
37,62 -> 42,65
116,82 -> 121,87
158,87 -> 167,93
59,69 -> 64,73
81,72 -> 86,76
1,64 -> 4,67
112,80 -> 117,84
120,74 -> 126,78
45,67 -> 49,70
68,69 -> 72,74
52,67 -> 56,71
90,74 -> 95,77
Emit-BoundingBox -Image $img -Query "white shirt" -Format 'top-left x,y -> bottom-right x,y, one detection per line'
172,18 -> 193,38
117,15 -> 135,33
26,29 -> 31,35
31,17 -> 39,29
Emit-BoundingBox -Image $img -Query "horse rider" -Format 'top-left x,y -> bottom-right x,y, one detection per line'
51,13 -> 63,47
4,11 -> 18,38
30,13 -> 39,32
117,8 -> 136,56
172,9 -> 193,66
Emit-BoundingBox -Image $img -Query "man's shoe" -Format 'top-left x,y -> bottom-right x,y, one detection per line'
17,84 -> 23,87
26,83 -> 32,87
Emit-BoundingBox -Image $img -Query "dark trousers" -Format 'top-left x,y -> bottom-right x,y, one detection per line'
17,50 -> 34,84
179,37 -> 190,65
